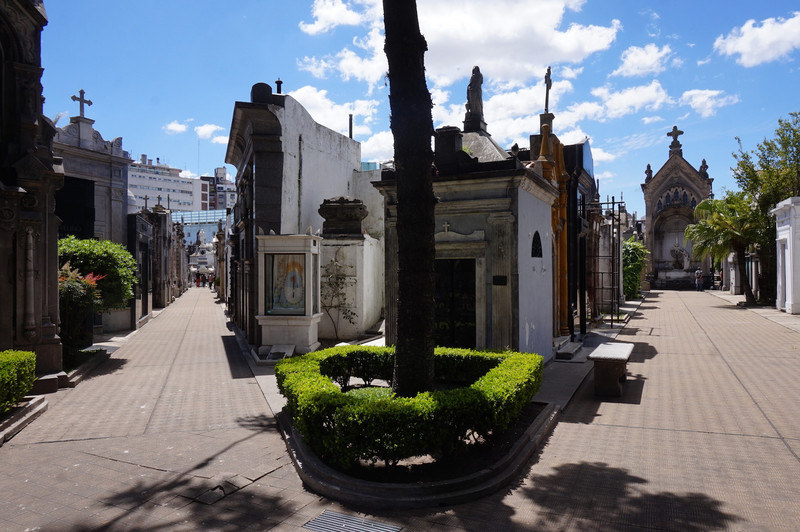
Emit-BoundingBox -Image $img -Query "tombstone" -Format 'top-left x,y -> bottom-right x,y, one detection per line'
0,0 -> 66,386
54,89 -> 130,244
224,82 -> 384,350
318,197 -> 383,341
374,69 -> 565,361
641,126 -> 713,289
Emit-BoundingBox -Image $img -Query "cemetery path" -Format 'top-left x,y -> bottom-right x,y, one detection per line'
1,288 -> 800,530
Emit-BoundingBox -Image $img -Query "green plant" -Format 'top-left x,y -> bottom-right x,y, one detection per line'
320,250 -> 358,341
275,345 -> 543,469
0,350 -> 36,414
58,262 -> 103,353
622,237 -> 648,300
58,236 -> 136,311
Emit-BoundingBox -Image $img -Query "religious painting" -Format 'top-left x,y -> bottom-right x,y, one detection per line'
266,254 -> 306,315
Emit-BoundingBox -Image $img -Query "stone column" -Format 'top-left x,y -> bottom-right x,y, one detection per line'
489,213 -> 514,350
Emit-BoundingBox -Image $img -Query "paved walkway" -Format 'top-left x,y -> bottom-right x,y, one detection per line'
2,288 -> 800,530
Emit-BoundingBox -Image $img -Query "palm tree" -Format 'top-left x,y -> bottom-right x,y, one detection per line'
684,191 -> 759,305
383,0 -> 436,396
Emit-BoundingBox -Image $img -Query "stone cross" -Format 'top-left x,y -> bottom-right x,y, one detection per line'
70,89 -> 93,118
667,125 -> 684,146
157,195 -> 162,206
544,66 -> 552,114
143,195 -> 149,210
443,221 -> 450,233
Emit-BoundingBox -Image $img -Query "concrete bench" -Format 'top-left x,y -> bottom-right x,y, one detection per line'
588,343 -> 634,397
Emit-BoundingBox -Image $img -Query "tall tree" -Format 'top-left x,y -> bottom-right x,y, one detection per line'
732,111 -> 800,303
684,191 -> 760,305
383,0 -> 436,396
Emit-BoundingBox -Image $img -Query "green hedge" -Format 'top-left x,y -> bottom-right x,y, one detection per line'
0,350 -> 36,414
58,236 -> 137,311
275,345 -> 543,469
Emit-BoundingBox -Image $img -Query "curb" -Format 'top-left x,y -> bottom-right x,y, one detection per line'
66,349 -> 110,387
276,402 -> 561,509
0,395 -> 48,447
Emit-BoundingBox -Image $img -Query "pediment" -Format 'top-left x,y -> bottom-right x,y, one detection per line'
648,155 -> 700,190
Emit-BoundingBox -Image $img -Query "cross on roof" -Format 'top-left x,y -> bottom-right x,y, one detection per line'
70,89 -> 93,118
667,125 -> 684,146
143,195 -> 149,210
544,66 -> 552,114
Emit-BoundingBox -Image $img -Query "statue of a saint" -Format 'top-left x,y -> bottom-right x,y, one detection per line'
466,66 -> 483,118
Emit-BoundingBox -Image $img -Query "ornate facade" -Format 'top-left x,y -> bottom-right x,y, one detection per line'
0,0 -> 65,382
641,126 -> 714,289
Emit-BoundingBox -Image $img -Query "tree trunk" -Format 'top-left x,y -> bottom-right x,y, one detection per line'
383,0 -> 436,396
734,245 -> 757,305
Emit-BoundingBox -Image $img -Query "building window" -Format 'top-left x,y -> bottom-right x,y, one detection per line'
531,231 -> 542,258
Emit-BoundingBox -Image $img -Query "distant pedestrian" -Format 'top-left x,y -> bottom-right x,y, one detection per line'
695,268 -> 703,291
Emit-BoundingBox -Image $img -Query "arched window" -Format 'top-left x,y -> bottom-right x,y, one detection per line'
691,198 -> 697,209
531,231 -> 542,258
665,194 -> 671,205
673,190 -> 679,202
683,192 -> 688,205
657,200 -> 663,211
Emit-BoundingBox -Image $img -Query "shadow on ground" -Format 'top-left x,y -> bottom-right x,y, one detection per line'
64,415 -> 294,531
520,461 -> 741,531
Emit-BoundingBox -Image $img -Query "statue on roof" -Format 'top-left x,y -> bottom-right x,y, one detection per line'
466,66 -> 483,119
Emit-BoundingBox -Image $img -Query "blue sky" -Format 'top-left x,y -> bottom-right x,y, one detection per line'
41,1 -> 800,217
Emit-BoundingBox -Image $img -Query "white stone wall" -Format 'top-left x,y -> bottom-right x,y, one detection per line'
318,235 -> 383,340
516,189 -> 555,362
772,197 -> 800,313
275,97 -> 362,235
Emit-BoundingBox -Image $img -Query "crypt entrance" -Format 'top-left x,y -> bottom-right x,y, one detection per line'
434,258 -> 477,349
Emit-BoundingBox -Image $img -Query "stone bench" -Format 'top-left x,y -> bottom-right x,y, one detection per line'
588,343 -> 634,397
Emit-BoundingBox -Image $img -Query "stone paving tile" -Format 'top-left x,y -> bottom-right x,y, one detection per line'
4,289 -> 800,531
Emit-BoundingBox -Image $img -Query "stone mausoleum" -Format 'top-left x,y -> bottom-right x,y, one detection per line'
641,126 -> 714,289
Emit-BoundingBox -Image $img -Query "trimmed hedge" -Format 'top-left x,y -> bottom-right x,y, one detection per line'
0,350 -> 36,414
58,236 -> 137,311
275,345 -> 543,469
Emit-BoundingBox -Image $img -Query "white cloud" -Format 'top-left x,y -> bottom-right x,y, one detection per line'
360,130 -> 394,161
299,0 -> 365,35
560,65 -> 584,79
591,147 -> 617,163
179,169 -> 198,178
163,120 -> 188,134
299,1 -> 620,92
211,135 -> 228,145
679,89 -> 739,117
611,44 -> 673,77
642,115 -> 663,124
591,81 -> 673,119
714,11 -> 800,67
697,57 -> 711,66
298,56 -> 335,79
194,124 -> 224,139
289,85 -> 380,135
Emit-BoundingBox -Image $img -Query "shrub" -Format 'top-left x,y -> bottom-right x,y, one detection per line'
275,345 -> 543,469
0,350 -> 36,414
58,263 -> 102,353
58,236 -> 137,311
623,237 -> 649,300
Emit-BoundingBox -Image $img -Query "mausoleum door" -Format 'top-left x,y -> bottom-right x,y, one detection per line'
434,258 -> 476,348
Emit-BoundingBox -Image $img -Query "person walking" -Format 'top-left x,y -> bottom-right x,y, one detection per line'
695,267 -> 703,291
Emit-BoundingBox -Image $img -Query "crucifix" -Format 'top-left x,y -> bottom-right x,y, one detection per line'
443,221 -> 450,233
70,89 -> 93,118
157,195 -> 162,206
667,125 -> 684,146
544,66 -> 552,114
143,195 -> 149,210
